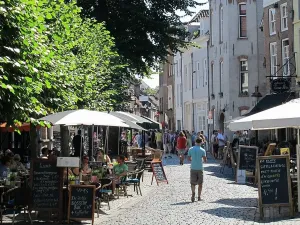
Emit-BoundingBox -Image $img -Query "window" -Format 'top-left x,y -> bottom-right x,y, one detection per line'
210,10 -> 213,45
220,6 -> 224,42
184,65 -> 187,91
180,84 -> 182,106
196,61 -> 200,88
177,84 -> 180,106
239,4 -> 247,38
203,59 -> 208,86
189,63 -> 192,90
168,64 -> 172,76
220,61 -> 223,92
211,64 -> 214,94
280,3 -> 288,31
270,42 -> 277,76
269,8 -> 276,35
176,60 -> 179,77
240,60 -> 248,94
282,39 -> 290,76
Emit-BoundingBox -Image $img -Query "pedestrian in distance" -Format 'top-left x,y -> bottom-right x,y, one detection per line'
176,131 -> 187,165
188,137 -> 207,202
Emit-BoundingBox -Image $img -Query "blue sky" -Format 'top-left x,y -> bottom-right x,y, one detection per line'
143,1 -> 209,88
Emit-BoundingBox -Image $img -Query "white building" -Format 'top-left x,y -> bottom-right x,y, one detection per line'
208,0 -> 265,139
174,10 -> 210,135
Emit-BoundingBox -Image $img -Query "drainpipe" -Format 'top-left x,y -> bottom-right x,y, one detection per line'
207,39 -> 211,142
180,52 -> 184,130
191,52 -> 195,131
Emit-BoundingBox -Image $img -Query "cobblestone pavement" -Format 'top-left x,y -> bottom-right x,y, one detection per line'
95,154 -> 300,225
3,154 -> 300,224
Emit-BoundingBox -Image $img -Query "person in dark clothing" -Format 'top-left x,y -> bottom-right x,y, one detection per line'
72,130 -> 84,157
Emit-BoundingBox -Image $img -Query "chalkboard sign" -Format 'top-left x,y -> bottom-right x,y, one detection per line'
151,161 -> 168,185
238,145 -> 258,171
257,155 -> 293,219
30,159 -> 63,211
68,185 -> 95,224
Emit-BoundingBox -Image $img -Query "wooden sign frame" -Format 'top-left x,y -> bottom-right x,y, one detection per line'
236,145 -> 258,183
29,159 -> 63,220
68,185 -> 95,225
257,155 -> 294,219
151,161 -> 168,186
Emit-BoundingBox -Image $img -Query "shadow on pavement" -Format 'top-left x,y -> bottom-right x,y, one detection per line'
170,201 -> 193,206
213,197 -> 258,208
201,207 -> 256,221
204,165 -> 235,181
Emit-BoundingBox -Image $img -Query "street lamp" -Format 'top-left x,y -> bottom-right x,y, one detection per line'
129,96 -> 136,113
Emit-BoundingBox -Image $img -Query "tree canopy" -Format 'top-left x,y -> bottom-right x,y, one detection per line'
0,0 -> 127,124
77,0 -> 207,74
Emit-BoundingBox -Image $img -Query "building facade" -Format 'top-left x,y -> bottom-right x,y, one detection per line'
263,0 -> 295,90
159,55 -> 175,130
209,0 -> 265,139
174,11 -> 210,134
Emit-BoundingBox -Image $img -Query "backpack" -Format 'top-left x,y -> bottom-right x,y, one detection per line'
213,135 -> 218,145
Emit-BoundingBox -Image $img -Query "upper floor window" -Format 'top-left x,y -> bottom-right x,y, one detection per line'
168,64 -> 172,77
220,61 -> 223,92
281,3 -> 288,31
189,63 -> 192,90
270,42 -> 277,77
220,6 -> 224,42
211,64 -> 214,94
239,4 -> 247,38
282,39 -> 290,76
184,65 -> 187,91
240,60 -> 248,94
210,10 -> 214,46
203,59 -> 208,86
176,60 -> 179,77
196,61 -> 201,88
269,8 -> 276,35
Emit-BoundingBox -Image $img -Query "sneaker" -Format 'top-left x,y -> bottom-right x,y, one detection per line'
191,194 -> 195,202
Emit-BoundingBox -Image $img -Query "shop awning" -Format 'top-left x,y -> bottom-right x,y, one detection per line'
245,92 -> 295,116
109,112 -> 147,131
141,116 -> 161,130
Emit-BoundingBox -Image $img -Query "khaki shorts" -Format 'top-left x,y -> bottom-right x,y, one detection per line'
190,169 -> 203,185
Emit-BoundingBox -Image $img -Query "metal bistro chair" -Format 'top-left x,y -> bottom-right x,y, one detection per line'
98,179 -> 113,211
0,186 -> 32,224
126,169 -> 144,196
115,176 -> 128,198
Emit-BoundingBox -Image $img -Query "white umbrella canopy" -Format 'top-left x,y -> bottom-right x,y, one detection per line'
39,109 -> 129,127
229,98 -> 300,131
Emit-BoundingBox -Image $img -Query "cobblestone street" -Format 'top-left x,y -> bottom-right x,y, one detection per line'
96,154 -> 300,225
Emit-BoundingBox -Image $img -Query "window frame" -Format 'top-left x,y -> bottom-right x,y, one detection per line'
210,10 -> 214,46
220,61 -> 223,93
280,3 -> 288,32
196,61 -> 201,88
238,3 -> 247,38
203,58 -> 208,86
220,6 -> 224,43
270,42 -> 277,77
240,59 -> 249,94
184,65 -> 187,91
269,8 -> 276,35
282,38 -> 290,76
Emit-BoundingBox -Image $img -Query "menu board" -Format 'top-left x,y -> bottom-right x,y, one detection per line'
151,161 -> 168,185
258,156 -> 291,205
238,146 -> 258,171
68,185 -> 95,223
31,159 -> 63,210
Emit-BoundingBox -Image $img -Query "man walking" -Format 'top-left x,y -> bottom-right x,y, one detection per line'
188,137 -> 207,202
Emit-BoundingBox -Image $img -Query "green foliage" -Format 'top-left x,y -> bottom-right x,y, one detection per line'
77,0 -> 207,74
0,0 -> 127,124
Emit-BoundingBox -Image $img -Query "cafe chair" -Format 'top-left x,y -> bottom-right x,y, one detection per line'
98,179 -> 112,211
115,176 -> 128,198
126,169 -> 144,196
0,187 -> 32,225
90,182 -> 102,217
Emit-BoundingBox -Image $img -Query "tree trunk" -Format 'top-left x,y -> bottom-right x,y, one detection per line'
60,125 -> 69,157
30,123 -> 38,159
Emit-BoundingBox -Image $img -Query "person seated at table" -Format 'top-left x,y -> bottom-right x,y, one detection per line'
40,147 -> 49,159
5,150 -> 16,170
96,149 -> 111,164
12,154 -> 26,172
0,156 -> 11,178
82,155 -> 91,175
112,155 -> 128,195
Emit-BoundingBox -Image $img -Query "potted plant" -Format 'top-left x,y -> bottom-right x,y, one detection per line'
91,170 -> 100,183
9,173 -> 16,186
69,175 -> 76,185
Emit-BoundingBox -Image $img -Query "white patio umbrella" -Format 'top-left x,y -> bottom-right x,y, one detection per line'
39,109 -> 129,127
229,98 -> 300,131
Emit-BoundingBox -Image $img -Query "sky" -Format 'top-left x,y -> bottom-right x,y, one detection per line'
142,1 -> 209,89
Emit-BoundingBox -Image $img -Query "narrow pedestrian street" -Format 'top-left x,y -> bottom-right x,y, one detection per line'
96,154 -> 300,225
